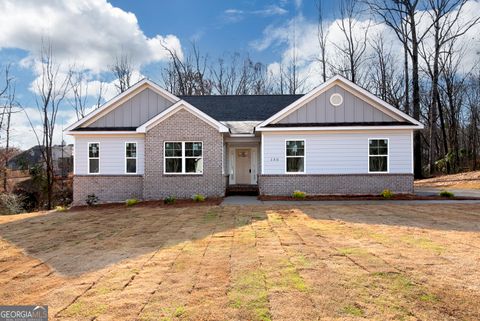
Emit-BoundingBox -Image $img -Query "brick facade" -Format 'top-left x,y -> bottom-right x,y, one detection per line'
143,109 -> 226,199
73,175 -> 143,205
258,174 -> 414,195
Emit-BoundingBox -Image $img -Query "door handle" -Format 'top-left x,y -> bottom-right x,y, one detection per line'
249,169 -> 251,173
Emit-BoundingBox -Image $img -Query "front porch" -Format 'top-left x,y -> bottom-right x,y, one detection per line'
224,134 -> 261,195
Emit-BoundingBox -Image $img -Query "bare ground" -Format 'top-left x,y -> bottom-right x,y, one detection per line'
0,203 -> 479,320
415,171 -> 480,189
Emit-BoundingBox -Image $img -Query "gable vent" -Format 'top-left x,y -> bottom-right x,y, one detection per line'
330,93 -> 343,106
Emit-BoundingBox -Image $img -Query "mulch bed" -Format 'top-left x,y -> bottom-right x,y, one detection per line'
70,198 -> 223,211
258,194 -> 480,201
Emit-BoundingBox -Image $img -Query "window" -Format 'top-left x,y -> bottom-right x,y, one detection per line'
369,139 -> 388,172
88,143 -> 99,174
164,142 -> 203,174
126,142 -> 137,173
286,140 -> 305,173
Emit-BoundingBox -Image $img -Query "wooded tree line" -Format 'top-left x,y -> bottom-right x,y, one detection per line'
0,0 -> 479,209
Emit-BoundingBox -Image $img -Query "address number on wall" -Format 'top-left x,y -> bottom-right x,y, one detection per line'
269,157 -> 280,162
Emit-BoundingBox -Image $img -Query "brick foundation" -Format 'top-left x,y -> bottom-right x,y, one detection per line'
73,175 -> 143,205
258,174 -> 414,195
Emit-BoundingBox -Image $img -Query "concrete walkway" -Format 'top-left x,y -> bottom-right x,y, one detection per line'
415,187 -> 480,198
221,195 -> 480,206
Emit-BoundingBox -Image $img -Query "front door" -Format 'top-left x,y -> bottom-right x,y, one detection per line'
235,149 -> 251,184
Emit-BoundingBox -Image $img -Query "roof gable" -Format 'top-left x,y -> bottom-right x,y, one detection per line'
136,100 -> 229,133
65,79 -> 179,132
277,84 -> 396,124
257,75 -> 423,130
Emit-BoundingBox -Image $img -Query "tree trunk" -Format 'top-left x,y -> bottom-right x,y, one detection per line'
410,14 -> 423,178
2,106 -> 11,192
403,41 -> 410,115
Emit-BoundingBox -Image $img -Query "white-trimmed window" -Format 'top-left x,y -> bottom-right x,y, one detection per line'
125,142 -> 137,174
369,139 -> 389,172
164,141 -> 203,174
88,143 -> 100,174
286,140 -> 305,173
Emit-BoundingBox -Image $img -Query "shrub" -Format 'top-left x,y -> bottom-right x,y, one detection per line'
192,194 -> 206,202
164,196 -> 176,204
292,190 -> 306,199
439,190 -> 454,198
380,189 -> 394,199
0,193 -> 25,215
125,198 -> 140,207
86,194 -> 99,206
55,205 -> 68,212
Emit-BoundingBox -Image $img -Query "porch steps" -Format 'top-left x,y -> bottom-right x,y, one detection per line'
226,184 -> 259,196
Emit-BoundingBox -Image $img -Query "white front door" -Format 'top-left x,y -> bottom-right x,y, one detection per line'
235,149 -> 251,184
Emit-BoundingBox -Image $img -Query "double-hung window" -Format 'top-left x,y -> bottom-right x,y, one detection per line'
368,139 -> 388,172
286,140 -> 305,173
88,143 -> 100,174
125,142 -> 137,173
164,142 -> 203,174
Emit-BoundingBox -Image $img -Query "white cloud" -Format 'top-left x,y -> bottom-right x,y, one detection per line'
0,0 -> 183,73
224,4 -> 288,23
253,5 -> 288,16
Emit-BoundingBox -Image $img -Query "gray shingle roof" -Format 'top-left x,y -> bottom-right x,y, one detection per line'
179,94 -> 304,121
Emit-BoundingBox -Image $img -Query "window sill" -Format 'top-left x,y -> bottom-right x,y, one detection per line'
163,173 -> 204,176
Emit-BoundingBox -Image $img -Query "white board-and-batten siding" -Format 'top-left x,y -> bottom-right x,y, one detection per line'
74,136 -> 145,175
262,130 -> 413,175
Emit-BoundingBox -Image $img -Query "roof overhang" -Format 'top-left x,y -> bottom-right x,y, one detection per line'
257,125 -> 423,132
66,131 -> 143,135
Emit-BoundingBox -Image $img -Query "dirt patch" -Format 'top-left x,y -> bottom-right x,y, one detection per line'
415,171 -> 480,189
0,203 -> 479,320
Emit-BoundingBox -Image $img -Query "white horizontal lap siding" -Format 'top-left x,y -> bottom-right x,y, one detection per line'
262,130 -> 412,174
74,136 -> 145,175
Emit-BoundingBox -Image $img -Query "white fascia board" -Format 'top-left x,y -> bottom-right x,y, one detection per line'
256,125 -> 423,132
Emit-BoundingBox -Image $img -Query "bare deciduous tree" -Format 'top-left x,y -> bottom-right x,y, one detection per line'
26,41 -> 71,209
110,53 -> 134,93
368,34 -> 405,109
333,0 -> 370,84
68,69 -> 106,120
162,42 -> 212,95
316,0 -> 329,83
1,81 -> 20,192
68,69 -> 89,120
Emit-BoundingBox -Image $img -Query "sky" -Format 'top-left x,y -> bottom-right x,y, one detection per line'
0,0 -> 479,149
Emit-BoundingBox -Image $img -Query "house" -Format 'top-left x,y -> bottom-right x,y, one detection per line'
66,75 -> 423,205
8,144 -> 74,177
